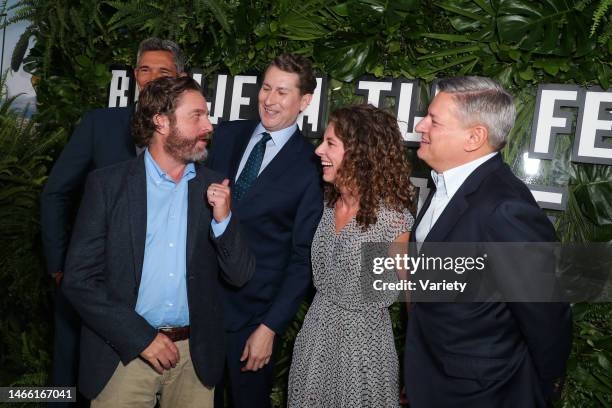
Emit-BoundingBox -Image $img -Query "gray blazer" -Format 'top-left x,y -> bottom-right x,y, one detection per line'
62,153 -> 254,399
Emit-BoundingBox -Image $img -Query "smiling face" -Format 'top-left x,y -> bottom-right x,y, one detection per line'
415,92 -> 472,173
134,50 -> 179,90
258,66 -> 313,132
315,123 -> 346,184
162,90 -> 213,162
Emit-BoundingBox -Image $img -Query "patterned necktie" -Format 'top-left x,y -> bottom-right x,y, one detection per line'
232,132 -> 272,202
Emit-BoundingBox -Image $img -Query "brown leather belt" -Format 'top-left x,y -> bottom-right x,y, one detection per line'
158,326 -> 190,342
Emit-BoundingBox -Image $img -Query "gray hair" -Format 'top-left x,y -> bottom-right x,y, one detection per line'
136,38 -> 186,74
437,76 -> 515,150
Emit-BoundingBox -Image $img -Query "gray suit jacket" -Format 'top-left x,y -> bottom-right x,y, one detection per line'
63,154 -> 254,398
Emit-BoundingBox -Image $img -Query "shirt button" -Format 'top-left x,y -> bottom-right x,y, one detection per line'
169,243 -> 174,247
169,273 -> 174,277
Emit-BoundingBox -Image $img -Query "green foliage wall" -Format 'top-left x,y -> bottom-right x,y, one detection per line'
2,0 -> 611,406
0,75 -> 57,400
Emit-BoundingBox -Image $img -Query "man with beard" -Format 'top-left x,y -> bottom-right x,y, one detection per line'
62,76 -> 254,408
40,38 -> 187,403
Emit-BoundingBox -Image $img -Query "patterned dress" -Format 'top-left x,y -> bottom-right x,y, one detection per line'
288,204 -> 414,408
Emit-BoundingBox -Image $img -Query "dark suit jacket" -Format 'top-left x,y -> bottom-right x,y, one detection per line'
41,106 -> 136,274
404,154 -> 572,408
62,154 -> 254,399
206,120 -> 323,334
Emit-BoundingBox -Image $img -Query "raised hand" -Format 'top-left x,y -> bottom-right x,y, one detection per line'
206,178 -> 231,223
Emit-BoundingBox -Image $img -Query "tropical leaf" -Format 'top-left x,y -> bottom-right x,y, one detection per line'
278,9 -> 331,40
313,38 -> 377,82
497,0 -> 597,56
194,0 -> 232,33
106,0 -> 154,30
10,26 -> 33,72
570,164 -> 612,242
416,44 -> 481,60
590,0 -> 611,37
384,0 -> 419,25
435,0 -> 495,40
419,33 -> 474,42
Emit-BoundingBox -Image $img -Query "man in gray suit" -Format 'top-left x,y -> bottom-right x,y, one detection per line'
63,76 -> 254,407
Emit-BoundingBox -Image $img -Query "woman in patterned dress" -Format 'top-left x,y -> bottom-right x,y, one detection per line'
288,104 -> 415,407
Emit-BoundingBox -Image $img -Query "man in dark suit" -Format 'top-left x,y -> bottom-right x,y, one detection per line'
404,76 -> 572,407
40,38 -> 186,398
63,76 -> 254,407
206,53 -> 323,408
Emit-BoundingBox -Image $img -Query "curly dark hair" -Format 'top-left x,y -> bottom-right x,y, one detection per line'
268,53 -> 317,95
325,104 -> 415,229
132,76 -> 202,147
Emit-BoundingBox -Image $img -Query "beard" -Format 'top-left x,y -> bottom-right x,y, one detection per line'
163,124 -> 209,163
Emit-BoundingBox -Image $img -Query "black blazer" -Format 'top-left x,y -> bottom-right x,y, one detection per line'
41,106 -> 136,274
62,154 -> 255,399
404,154 -> 572,408
206,120 -> 323,334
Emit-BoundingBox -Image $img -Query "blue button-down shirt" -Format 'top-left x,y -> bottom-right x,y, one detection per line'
135,149 -> 196,328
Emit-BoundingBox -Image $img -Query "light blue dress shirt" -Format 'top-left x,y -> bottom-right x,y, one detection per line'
234,123 -> 297,180
134,150 -> 196,328
211,213 -> 231,237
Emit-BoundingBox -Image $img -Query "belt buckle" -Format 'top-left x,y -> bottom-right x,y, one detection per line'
158,326 -> 175,333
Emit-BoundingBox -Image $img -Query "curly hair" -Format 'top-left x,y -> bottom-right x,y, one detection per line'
131,76 -> 202,147
325,104 -> 415,229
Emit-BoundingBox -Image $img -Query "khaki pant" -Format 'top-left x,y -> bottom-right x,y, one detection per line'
92,339 -> 213,408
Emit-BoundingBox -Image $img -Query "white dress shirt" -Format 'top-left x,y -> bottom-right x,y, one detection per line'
415,152 -> 498,243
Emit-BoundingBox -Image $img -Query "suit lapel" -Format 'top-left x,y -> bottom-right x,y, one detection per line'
235,129 -> 304,206
425,195 -> 469,242
411,184 -> 435,243
186,165 -> 207,270
229,121 -> 259,181
424,154 -> 504,242
127,154 -> 147,287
